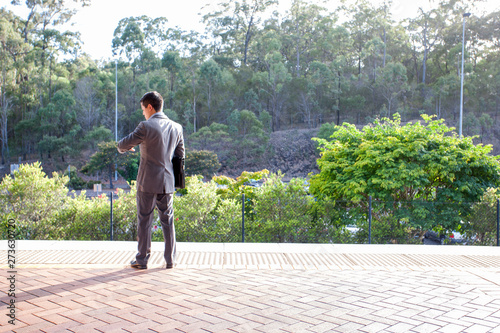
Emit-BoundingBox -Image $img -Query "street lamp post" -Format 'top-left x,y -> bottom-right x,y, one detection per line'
115,60 -> 118,181
459,12 -> 471,138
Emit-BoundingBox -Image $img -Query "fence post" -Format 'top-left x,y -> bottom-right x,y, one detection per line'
497,199 -> 499,247
242,193 -> 245,243
368,196 -> 372,244
110,192 -> 114,241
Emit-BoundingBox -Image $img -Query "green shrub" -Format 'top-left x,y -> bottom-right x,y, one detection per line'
112,184 -> 138,241
86,180 -> 102,189
57,192 -> 111,240
0,162 -> 70,239
65,166 -> 86,190
185,149 -> 221,179
461,188 -> 499,245
248,172 -> 318,243
174,176 -> 241,242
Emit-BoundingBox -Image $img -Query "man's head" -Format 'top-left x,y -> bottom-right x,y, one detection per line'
140,91 -> 163,120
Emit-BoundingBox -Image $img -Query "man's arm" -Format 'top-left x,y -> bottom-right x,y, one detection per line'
174,131 -> 185,159
117,122 -> 146,154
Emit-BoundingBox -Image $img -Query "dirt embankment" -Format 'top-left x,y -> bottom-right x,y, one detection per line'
220,128 -> 321,180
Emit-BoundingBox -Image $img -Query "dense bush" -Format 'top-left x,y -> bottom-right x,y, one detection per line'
174,176 -> 241,242
311,114 -> 500,233
185,150 -> 221,179
1,163 -> 497,244
0,162 -> 70,239
461,188 -> 500,245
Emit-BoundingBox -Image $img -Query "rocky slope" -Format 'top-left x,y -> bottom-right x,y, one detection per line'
220,128 -> 321,180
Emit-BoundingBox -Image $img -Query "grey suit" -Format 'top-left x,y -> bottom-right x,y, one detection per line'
118,111 -> 184,266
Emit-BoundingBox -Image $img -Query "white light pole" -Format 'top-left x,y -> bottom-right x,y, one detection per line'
459,13 -> 471,138
115,60 -> 118,181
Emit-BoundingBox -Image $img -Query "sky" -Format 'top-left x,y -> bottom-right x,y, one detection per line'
3,0 -> 499,61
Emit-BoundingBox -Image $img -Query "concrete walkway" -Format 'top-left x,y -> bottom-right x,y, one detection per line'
1,241 -> 500,332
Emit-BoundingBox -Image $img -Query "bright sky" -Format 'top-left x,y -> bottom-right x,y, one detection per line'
3,0 -> 499,61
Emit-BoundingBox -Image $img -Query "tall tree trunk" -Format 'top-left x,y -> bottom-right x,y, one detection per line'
383,27 -> 387,67
243,16 -> 254,65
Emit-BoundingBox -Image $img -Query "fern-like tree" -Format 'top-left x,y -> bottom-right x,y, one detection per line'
310,114 -> 500,233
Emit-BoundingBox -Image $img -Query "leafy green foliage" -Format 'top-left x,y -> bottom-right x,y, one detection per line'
461,188 -> 500,245
82,141 -> 139,186
213,169 -> 269,201
174,176 -> 241,242
185,149 -> 221,179
82,126 -> 113,150
65,166 -> 86,190
0,162 -> 70,239
248,172 -> 312,242
228,109 -> 269,164
189,123 -> 232,165
3,164 -> 495,244
311,114 -> 500,231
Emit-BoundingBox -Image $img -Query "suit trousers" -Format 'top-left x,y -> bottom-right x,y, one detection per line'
135,191 -> 176,266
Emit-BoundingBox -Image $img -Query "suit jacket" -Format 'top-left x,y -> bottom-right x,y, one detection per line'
117,112 -> 185,194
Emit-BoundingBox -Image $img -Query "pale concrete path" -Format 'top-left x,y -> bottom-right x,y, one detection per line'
1,241 -> 500,332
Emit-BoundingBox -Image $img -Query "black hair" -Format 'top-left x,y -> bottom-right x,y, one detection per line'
140,91 -> 163,112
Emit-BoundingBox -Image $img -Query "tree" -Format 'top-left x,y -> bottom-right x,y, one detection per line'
81,141 -> 137,189
82,125 -> 113,150
228,109 -> 269,164
253,32 -> 291,131
161,51 -> 183,109
185,150 -> 221,179
407,6 -> 445,85
11,0 -> 90,43
342,0 -> 382,76
0,9 -> 29,164
202,0 -> 277,64
281,0 -> 327,78
73,76 -> 101,131
188,122 -> 232,165
112,16 -> 170,62
374,62 -> 409,117
310,114 -> 500,231
199,58 -> 222,125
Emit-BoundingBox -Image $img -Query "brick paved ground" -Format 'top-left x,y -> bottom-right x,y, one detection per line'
1,242 -> 500,332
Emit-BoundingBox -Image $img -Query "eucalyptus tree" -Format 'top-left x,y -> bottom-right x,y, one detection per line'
406,6 -> 448,86
374,62 -> 409,117
253,31 -> 291,131
73,76 -> 102,132
432,73 -> 459,119
341,0 -> 382,76
8,0 -> 88,160
198,58 -> 222,126
0,9 -> 30,164
112,16 -> 172,62
202,0 -> 277,65
280,0 -> 327,78
12,0 -> 87,101
161,51 -> 183,110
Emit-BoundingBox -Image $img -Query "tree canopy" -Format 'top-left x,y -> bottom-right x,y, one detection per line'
310,114 -> 500,230
1,0 -> 500,179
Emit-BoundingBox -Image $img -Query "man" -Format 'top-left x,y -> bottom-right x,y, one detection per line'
117,91 -> 184,269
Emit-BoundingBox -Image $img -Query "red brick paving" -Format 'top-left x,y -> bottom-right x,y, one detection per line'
0,267 -> 499,332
